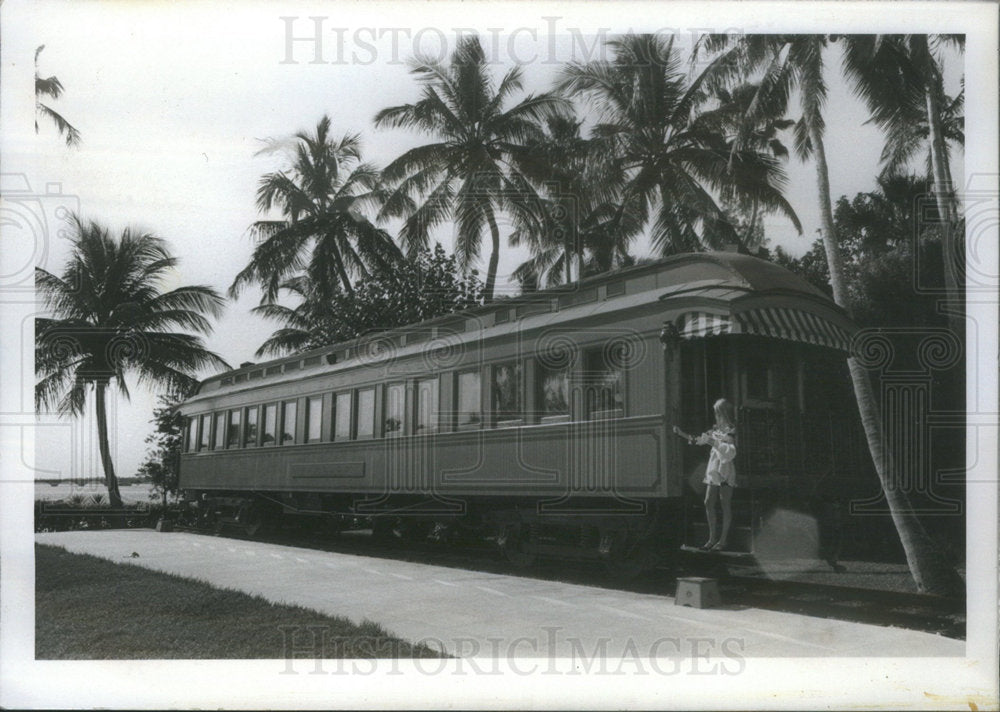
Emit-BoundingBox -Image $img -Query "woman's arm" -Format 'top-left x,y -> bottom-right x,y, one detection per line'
671,425 -> 697,444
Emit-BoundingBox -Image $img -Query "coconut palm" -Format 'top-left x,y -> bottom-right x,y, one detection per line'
374,36 -> 570,301
510,114 -> 642,287
709,83 -> 797,252
840,36 -> 963,214
35,45 -> 81,147
231,116 -> 402,303
35,217 -> 228,506
839,35 -> 965,325
555,34 -> 801,257
698,33 -> 963,596
249,275 -> 340,358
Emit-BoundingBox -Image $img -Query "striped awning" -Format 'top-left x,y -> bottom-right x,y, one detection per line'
676,311 -> 732,338
675,307 -> 854,352
736,307 -> 853,351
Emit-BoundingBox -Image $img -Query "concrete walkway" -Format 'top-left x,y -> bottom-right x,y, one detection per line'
36,530 -> 963,659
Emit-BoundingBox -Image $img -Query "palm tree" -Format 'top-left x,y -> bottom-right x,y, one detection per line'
839,35 -> 964,327
35,217 -> 228,506
231,116 -> 402,304
35,45 -> 81,147
249,275 -> 339,357
555,34 -> 802,257
710,83 -> 797,252
698,34 -> 963,596
374,36 -> 569,301
510,114 -> 641,287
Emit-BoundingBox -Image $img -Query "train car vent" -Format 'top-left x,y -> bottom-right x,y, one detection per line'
302,355 -> 321,367
249,370 -> 263,380
234,373 -> 248,383
439,319 -> 466,334
515,301 -> 551,320
220,377 -> 233,386
406,330 -> 430,346
559,287 -> 598,308
606,280 -> 626,297
494,309 -> 510,325
265,366 -> 282,376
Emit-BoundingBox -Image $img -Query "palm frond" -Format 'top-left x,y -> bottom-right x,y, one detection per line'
35,103 -> 81,146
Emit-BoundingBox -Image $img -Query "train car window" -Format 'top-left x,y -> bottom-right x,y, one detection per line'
743,354 -> 772,402
281,400 -> 297,444
585,345 -> 625,419
199,414 -> 212,451
227,410 -> 241,448
213,413 -> 226,450
537,361 -> 570,422
416,377 -> 439,434
384,383 -> 405,437
456,370 -> 481,428
492,362 -> 522,426
186,417 -> 197,452
262,403 -> 278,446
305,396 -> 322,442
335,392 -> 353,440
244,406 -> 259,447
357,388 -> 376,439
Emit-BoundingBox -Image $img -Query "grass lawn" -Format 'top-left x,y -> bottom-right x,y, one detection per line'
35,544 -> 443,659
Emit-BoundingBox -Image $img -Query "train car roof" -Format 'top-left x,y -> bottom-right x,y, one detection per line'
187,251 -> 846,403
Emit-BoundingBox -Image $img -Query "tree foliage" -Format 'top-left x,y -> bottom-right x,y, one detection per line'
35,45 -> 81,147
555,34 -> 802,255
254,244 -> 485,356
374,36 -> 569,301
137,387 -> 195,499
510,114 -> 641,289
35,216 -> 228,505
774,173 -> 949,328
231,116 -> 401,303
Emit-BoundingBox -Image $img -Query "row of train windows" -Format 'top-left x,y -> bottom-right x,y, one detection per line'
185,351 -> 627,452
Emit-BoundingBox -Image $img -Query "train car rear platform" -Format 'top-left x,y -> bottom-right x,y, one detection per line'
35,530 -> 963,659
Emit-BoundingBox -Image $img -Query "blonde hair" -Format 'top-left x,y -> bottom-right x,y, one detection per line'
713,398 -> 736,431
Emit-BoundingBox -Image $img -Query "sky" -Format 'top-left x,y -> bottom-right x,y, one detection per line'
0,1 -> 974,480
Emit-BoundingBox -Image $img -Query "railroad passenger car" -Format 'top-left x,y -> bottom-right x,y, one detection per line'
177,252 -> 871,572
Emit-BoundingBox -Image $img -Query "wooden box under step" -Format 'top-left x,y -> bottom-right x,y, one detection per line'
674,577 -> 721,609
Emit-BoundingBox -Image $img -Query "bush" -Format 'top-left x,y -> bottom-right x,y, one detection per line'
34,498 -> 156,533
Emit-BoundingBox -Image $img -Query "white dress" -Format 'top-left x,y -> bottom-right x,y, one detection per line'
700,427 -> 737,486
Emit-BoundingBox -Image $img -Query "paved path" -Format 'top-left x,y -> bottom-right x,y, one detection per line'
36,530 -> 963,659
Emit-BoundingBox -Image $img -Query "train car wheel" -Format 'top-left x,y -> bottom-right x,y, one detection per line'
371,517 -> 398,544
243,507 -> 264,538
499,524 -> 536,568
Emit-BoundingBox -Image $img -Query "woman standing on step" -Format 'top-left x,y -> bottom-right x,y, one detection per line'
673,398 -> 738,551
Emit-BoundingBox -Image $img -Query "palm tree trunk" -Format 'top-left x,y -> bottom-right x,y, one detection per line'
746,198 -> 760,252
484,208 -> 501,302
810,123 -> 962,597
330,247 -> 354,295
564,238 -> 573,284
94,380 -> 124,508
924,78 -> 963,334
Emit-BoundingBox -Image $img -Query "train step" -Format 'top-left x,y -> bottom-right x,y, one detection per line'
678,544 -> 756,564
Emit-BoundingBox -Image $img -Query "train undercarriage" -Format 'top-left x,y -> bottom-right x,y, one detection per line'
179,490 -> 684,579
